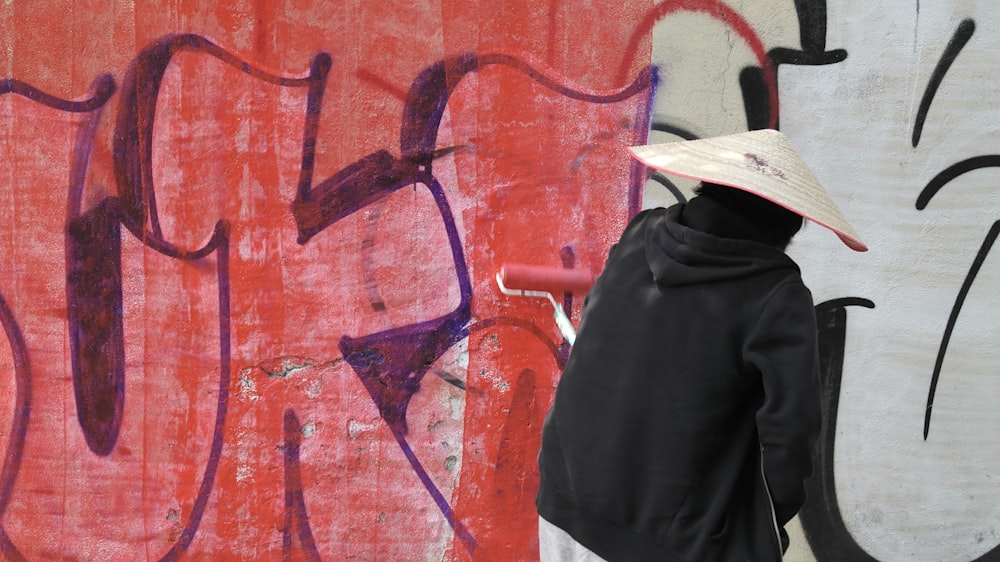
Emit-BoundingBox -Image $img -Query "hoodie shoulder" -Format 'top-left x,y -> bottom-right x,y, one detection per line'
635,205 -> 800,287
600,207 -> 665,264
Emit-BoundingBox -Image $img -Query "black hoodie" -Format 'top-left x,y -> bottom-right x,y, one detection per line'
536,199 -> 821,561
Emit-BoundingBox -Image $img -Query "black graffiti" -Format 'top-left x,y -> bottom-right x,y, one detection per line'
912,19 -> 975,148
917,155 -> 1000,210
782,1 -> 846,63
800,15 -> 1000,561
799,15 -> 1000,562
746,0 -> 850,131
910,16 -> 998,447
918,159 -> 1000,440
799,298 -> 877,561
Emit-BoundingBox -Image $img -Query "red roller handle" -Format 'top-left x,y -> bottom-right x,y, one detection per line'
498,263 -> 595,294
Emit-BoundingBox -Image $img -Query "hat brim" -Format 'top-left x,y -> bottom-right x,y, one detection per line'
629,129 -> 867,252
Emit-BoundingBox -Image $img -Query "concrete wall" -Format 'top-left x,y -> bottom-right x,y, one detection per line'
0,0 -> 996,560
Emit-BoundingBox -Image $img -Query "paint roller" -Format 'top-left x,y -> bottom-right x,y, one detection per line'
495,263 -> 596,345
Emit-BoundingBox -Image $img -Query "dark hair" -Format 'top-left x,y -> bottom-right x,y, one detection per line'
694,182 -> 803,249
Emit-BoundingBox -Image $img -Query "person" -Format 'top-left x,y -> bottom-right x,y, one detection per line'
535,129 -> 867,561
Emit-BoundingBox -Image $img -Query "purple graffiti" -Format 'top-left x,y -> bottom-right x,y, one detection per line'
6,31 -> 653,558
283,410 -> 322,561
0,71 -> 116,559
308,51 -> 654,554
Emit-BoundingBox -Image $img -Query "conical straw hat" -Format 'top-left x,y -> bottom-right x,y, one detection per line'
628,129 -> 867,252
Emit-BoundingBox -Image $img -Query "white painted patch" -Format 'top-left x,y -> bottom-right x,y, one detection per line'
780,1 -> 1000,560
237,368 -> 259,401
301,421 -> 316,438
477,368 -> 509,393
347,418 -> 378,439
235,464 -> 253,483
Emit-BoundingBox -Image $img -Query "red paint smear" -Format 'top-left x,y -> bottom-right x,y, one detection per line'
440,52 -> 651,558
0,1 -> 651,559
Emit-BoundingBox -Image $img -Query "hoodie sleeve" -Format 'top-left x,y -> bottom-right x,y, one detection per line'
743,279 -> 822,525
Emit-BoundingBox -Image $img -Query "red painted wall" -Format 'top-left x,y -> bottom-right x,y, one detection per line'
0,1 -> 653,559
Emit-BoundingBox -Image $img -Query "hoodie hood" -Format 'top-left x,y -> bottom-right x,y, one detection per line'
644,202 -> 799,287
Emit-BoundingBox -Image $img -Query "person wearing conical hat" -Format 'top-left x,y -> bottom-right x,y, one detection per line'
536,129 -> 866,561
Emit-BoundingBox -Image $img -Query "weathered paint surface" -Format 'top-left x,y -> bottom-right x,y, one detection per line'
0,1 -> 997,561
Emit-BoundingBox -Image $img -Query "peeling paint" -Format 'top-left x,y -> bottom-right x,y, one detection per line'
449,395 -> 464,420
258,355 -> 316,378
454,338 -> 470,369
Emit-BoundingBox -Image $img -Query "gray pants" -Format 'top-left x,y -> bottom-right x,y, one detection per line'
538,516 -> 609,562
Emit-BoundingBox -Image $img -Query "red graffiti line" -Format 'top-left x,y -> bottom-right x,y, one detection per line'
618,0 -> 778,129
